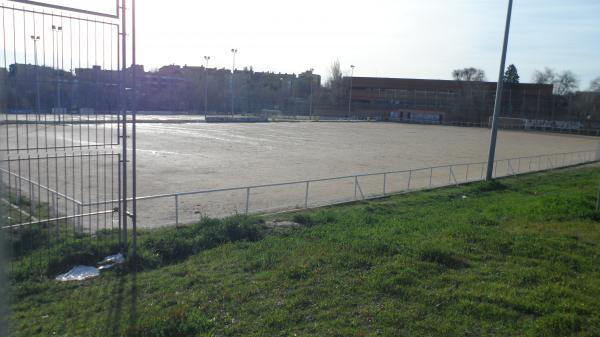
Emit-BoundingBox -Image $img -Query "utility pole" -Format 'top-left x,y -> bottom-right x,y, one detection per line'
486,0 -> 513,181
204,56 -> 210,120
231,48 -> 238,117
348,65 -> 355,119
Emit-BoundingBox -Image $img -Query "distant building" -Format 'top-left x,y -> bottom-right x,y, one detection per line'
345,77 -> 554,123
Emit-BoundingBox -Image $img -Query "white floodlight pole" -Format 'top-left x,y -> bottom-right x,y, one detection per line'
486,0 -> 513,181
204,55 -> 210,119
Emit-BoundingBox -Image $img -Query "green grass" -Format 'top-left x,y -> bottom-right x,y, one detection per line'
8,166 -> 600,336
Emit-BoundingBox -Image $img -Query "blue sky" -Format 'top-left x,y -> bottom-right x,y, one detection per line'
3,0 -> 600,88
136,0 -> 600,88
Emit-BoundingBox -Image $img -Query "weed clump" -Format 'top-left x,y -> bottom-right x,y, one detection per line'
418,248 -> 469,269
126,307 -> 214,337
470,180 -> 508,194
138,215 -> 263,268
292,214 -> 315,226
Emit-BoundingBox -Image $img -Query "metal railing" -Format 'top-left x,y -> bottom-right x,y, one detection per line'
78,149 -> 598,228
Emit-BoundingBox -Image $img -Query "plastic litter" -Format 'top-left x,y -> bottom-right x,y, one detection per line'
56,253 -> 125,281
55,265 -> 100,282
98,253 -> 125,270
99,253 -> 125,265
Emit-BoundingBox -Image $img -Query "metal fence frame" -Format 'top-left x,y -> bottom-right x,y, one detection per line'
0,0 -> 137,263
77,149 -> 598,228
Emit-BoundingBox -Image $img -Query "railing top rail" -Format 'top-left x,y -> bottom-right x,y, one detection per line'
82,149 -> 597,206
0,168 -> 83,205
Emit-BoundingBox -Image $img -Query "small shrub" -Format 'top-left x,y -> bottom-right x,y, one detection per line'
9,225 -> 50,257
292,214 -> 315,226
470,180 -> 507,194
126,307 -> 213,337
141,215 -> 263,266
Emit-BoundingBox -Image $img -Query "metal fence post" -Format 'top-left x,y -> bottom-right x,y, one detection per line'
465,164 -> 469,182
382,173 -> 387,196
77,204 -> 82,232
245,187 -> 250,215
429,168 -> 433,187
175,195 -> 179,227
304,181 -> 309,208
407,170 -> 412,191
354,176 -> 358,200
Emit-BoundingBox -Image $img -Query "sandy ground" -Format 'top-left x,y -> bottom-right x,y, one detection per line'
2,119 -> 599,228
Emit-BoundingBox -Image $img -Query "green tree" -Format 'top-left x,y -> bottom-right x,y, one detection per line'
504,64 -> 520,84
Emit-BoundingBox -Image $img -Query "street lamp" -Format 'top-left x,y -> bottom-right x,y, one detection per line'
203,55 -> 210,119
30,35 -> 41,116
231,48 -> 238,117
348,65 -> 355,119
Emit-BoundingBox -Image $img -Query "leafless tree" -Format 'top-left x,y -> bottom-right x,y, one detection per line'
532,67 -> 556,84
590,77 -> 600,92
555,71 -> 578,96
533,68 -> 579,96
452,67 -> 486,81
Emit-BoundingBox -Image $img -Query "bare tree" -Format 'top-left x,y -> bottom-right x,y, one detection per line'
590,77 -> 600,92
452,67 -> 486,81
532,67 -> 556,84
555,71 -> 578,96
533,68 -> 579,96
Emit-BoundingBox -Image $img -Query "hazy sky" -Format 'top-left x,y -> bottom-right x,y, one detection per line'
4,0 -> 600,88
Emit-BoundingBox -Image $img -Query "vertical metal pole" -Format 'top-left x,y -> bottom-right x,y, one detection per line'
131,0 -> 137,259
494,161 -> 498,177
304,181 -> 309,208
204,56 -> 209,119
407,170 -> 412,191
174,195 -> 179,227
245,187 -> 250,215
309,71 -> 314,119
120,0 -> 128,250
354,176 -> 358,199
596,182 -> 600,211
231,49 -> 237,116
77,203 -> 81,231
486,0 -> 514,181
429,167 -> 433,187
383,173 -> 387,196
465,164 -> 470,182
348,65 -> 355,119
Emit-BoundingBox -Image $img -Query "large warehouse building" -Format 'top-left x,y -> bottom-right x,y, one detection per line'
345,77 -> 555,123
